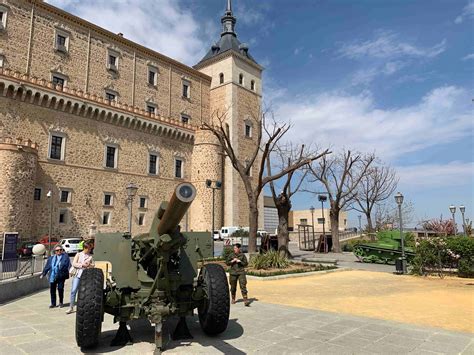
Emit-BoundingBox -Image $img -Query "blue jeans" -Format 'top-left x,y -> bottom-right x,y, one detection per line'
70,276 -> 81,307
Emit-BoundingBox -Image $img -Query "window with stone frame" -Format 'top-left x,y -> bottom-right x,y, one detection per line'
251,80 -> 255,91
174,158 -> 184,178
60,189 -> 72,203
34,188 -> 42,201
49,133 -> 65,160
148,66 -> 158,86
105,90 -> 117,102
245,123 -> 252,138
59,209 -> 68,224
146,103 -> 157,115
101,211 -> 111,225
149,153 -> 158,175
105,145 -> 118,169
54,29 -> 69,53
139,196 -> 147,209
181,114 -> 190,124
0,6 -> 8,31
52,74 -> 66,88
107,49 -> 119,72
239,73 -> 244,85
182,80 -> 190,98
104,193 -> 113,206
138,213 -> 145,226
219,73 -> 224,84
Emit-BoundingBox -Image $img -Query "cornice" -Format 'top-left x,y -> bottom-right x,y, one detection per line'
194,50 -> 264,72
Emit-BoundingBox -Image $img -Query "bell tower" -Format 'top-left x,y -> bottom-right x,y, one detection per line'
194,0 -> 264,229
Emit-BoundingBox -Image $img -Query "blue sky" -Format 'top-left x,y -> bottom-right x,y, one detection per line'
48,0 -> 473,227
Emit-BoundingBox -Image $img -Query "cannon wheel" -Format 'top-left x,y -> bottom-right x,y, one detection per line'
76,268 -> 104,348
198,264 -> 230,335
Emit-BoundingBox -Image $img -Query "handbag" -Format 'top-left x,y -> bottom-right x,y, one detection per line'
69,265 -> 78,277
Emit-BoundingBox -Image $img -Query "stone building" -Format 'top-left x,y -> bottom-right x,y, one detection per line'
289,209 -> 348,233
0,0 -> 263,246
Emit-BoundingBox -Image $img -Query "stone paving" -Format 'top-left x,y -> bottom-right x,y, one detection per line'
0,280 -> 473,355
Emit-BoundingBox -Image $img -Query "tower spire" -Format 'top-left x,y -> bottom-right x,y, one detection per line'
221,0 -> 236,36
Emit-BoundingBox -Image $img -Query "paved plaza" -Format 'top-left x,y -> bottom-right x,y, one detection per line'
1,270 -> 473,355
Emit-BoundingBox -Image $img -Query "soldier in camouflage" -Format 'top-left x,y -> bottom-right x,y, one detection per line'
225,243 -> 250,306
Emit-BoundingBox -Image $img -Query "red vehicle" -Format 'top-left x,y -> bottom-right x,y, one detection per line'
38,235 -> 59,249
17,241 -> 35,257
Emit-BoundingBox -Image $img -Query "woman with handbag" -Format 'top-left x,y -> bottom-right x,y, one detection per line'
66,241 -> 94,314
40,245 -> 71,308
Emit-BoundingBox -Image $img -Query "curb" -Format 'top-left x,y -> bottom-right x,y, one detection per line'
226,267 -> 351,281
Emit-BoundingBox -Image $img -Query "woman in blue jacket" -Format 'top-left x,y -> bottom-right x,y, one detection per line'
40,245 -> 71,308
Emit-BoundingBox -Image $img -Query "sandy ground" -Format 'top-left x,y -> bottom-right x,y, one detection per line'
247,270 -> 474,334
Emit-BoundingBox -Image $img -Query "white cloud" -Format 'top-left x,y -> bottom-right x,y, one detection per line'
462,53 -> 474,60
351,61 -> 406,86
274,86 -> 473,161
338,30 -> 446,60
294,47 -> 301,55
397,162 -> 474,189
455,0 -> 474,24
234,2 -> 264,26
46,0 -> 213,65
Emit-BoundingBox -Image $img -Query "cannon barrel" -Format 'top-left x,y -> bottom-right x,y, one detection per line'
157,182 -> 196,235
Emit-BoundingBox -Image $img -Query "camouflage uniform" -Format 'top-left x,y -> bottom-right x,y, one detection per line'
225,251 -> 248,299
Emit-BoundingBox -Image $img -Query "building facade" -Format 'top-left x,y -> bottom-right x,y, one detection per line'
0,0 -> 263,245
289,209 -> 348,234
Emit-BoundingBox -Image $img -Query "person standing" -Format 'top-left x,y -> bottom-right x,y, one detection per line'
66,241 -> 94,314
225,243 -> 250,306
40,245 -> 70,308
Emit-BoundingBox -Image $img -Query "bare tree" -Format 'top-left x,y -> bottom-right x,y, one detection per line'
374,200 -> 415,231
202,108 -> 329,253
353,164 -> 398,233
267,143 -> 325,255
308,150 -> 375,252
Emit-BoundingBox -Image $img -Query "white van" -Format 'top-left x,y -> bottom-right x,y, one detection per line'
221,226 -> 261,251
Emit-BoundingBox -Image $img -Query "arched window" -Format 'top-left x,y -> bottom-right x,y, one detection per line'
219,73 -> 224,84
251,80 -> 255,91
239,73 -> 244,85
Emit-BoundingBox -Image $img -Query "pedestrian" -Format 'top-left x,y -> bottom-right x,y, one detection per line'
225,243 -> 250,306
40,245 -> 71,308
66,241 -> 95,314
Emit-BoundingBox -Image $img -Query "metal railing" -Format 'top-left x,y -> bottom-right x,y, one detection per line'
0,257 -> 46,282
339,230 -> 361,242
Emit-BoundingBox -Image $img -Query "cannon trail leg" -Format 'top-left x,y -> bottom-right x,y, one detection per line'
110,321 -> 133,346
155,322 -> 163,350
172,316 -> 193,340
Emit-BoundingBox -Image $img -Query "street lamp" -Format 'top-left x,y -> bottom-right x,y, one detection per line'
460,205 -> 466,236
358,215 -> 362,234
206,179 -> 222,257
318,195 -> 327,252
126,183 -> 138,235
394,192 -> 406,274
310,206 -> 315,248
449,205 -> 456,236
46,190 -> 53,255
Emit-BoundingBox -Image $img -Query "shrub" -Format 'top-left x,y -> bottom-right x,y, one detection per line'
250,250 -> 289,270
221,246 -> 234,262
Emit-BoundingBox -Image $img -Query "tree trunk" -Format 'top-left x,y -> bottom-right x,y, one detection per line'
330,207 -> 341,253
276,200 -> 291,256
248,199 -> 259,253
366,213 -> 374,233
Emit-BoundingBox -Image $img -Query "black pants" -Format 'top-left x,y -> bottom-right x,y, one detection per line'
50,279 -> 65,306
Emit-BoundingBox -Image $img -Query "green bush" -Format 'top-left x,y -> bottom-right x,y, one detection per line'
250,250 -> 289,270
222,246 -> 234,262
232,229 -> 249,239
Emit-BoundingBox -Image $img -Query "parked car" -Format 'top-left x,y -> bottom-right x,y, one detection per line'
58,238 -> 82,255
38,235 -> 59,250
17,241 -> 35,257
213,230 -> 221,241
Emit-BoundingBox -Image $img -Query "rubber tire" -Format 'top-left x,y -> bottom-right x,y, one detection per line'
198,264 -> 230,335
76,268 -> 104,348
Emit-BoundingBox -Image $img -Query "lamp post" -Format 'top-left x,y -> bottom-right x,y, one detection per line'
206,179 -> 222,257
358,215 -> 362,234
126,183 -> 138,235
459,205 -> 466,236
46,190 -> 53,255
395,192 -> 406,274
449,205 -> 456,236
310,206 -> 315,249
318,195 -> 327,252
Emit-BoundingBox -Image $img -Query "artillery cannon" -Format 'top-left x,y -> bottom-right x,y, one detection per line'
75,182 -> 230,352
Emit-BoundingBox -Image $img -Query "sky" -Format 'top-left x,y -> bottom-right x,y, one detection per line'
46,0 -> 473,228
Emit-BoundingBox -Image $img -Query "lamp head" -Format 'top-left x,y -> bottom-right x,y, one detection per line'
460,205 -> 465,213
449,205 -> 456,214
394,192 -> 404,206
310,206 -> 315,213
126,183 -> 138,198
46,190 -> 52,198
318,195 -> 327,202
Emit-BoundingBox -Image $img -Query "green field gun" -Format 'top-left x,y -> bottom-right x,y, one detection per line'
75,182 -> 230,352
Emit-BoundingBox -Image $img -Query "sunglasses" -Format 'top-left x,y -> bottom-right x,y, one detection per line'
54,249 -> 62,252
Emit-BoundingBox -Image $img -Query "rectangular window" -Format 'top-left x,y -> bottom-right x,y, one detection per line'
109,54 -> 116,66
107,50 -> 119,71
52,76 -> 65,88
55,30 -> 69,53
139,197 -> 147,209
175,158 -> 183,178
34,188 -> 41,201
182,82 -> 190,98
60,190 -> 71,203
102,211 -> 111,225
148,70 -> 156,85
245,124 -> 252,137
181,114 -> 190,124
105,146 -> 117,168
138,213 -> 145,226
147,105 -> 156,114
56,34 -> 66,47
300,218 -> 308,225
0,8 -> 6,30
105,91 -> 116,102
0,55 -> 4,68
149,154 -> 157,175
59,209 -> 68,224
49,135 -> 63,160
104,193 -> 113,206
251,80 -> 255,91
